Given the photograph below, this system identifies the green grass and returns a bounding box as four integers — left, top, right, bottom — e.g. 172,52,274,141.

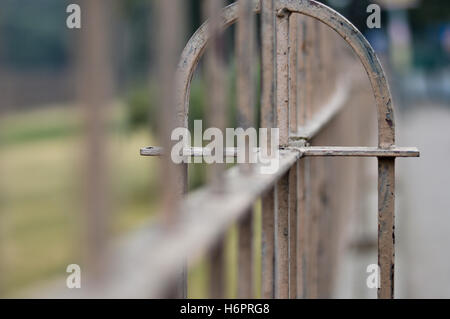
0,104,158,296
0,103,261,298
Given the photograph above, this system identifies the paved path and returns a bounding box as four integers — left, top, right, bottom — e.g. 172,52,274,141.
396,105,450,298
334,105,450,298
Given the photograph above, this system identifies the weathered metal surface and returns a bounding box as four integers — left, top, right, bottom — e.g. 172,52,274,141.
260,0,276,300
276,11,290,146
209,237,226,298
296,15,307,127
275,172,290,299
261,0,276,132
275,5,290,300
378,158,395,299
79,0,112,284
288,163,298,298
50,149,301,298
176,0,261,129
204,0,227,190
261,188,275,298
204,0,227,299
141,146,419,158
236,0,256,298
289,13,299,134
238,210,254,298
296,158,309,298
276,0,395,148
296,146,420,157
135,0,420,300
156,0,187,298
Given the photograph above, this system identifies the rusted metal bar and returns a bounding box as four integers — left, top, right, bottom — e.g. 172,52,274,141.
274,5,290,299
276,0,396,148
276,10,290,147
288,12,299,299
378,158,395,299
204,0,227,189
304,17,314,122
141,146,419,158
307,156,320,298
50,149,301,298
296,158,308,298
261,188,275,298
176,1,261,129
203,0,227,299
288,163,297,298
209,237,226,298
295,146,420,158
260,0,276,300
78,0,112,283
275,0,400,298
236,0,255,135
236,0,256,298
134,0,419,300
296,15,306,127
275,172,290,299
156,0,187,298
238,211,254,298
289,13,298,134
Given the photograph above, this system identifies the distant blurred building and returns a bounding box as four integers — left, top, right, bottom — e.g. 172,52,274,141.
376,0,421,73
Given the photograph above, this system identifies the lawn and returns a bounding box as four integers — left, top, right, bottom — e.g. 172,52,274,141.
0,103,262,298
0,104,158,296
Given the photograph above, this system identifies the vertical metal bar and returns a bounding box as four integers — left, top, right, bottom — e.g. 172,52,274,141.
276,10,290,147
260,0,276,299
78,0,112,282
311,20,320,113
210,238,226,298
308,157,319,299
261,189,275,298
296,16,306,128
241,213,256,298
275,172,289,299
156,0,186,298
296,159,307,298
236,0,255,134
261,0,276,132
275,8,290,299
289,13,298,134
288,163,298,298
204,0,226,189
288,12,300,299
378,158,395,299
203,0,227,299
238,212,254,298
236,0,255,299
295,16,307,299
301,16,315,298
304,17,314,122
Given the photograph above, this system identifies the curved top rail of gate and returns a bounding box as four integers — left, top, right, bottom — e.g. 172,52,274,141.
175,0,395,148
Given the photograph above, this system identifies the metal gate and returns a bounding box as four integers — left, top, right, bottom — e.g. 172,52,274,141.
63,0,420,299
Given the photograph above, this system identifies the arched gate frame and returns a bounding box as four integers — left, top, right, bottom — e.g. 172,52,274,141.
142,0,419,299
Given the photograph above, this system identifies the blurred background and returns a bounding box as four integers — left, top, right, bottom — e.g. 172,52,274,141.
0,0,448,298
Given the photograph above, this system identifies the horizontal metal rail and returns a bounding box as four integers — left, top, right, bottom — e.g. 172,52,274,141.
48,149,301,298
294,146,420,157
141,146,419,158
